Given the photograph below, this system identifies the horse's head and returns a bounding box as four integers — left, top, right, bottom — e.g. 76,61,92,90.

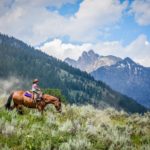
43,94,62,113
55,98,62,113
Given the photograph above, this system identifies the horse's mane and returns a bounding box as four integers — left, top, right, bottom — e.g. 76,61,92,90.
44,94,61,102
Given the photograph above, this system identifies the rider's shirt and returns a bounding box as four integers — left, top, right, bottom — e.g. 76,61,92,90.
32,83,39,92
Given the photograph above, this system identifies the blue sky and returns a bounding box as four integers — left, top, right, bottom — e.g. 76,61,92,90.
104,13,150,45
47,0,83,17
46,0,150,45
0,0,150,66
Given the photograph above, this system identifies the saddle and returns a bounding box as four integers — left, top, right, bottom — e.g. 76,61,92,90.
24,91,41,102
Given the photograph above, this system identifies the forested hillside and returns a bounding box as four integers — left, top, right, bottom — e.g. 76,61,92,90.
0,33,147,113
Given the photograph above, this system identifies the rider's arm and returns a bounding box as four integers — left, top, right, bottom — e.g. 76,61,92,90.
36,85,41,91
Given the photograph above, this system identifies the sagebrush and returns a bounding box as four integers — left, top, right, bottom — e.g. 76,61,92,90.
0,103,150,150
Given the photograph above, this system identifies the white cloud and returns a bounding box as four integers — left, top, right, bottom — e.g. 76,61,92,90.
0,0,127,45
39,39,123,61
124,34,150,66
131,0,150,25
0,0,76,45
38,39,92,60
67,0,127,42
39,34,150,67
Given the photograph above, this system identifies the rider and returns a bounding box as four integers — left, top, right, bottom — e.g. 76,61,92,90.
32,79,42,102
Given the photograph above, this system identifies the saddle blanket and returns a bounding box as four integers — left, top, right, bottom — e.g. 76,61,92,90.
24,91,32,98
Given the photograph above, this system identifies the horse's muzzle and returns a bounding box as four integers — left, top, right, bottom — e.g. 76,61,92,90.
58,108,62,113
58,109,62,113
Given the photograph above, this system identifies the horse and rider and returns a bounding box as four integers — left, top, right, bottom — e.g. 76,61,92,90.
5,79,62,114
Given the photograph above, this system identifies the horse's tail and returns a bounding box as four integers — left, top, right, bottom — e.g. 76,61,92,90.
5,92,14,110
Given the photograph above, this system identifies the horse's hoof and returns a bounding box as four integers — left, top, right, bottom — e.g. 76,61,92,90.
17,110,23,115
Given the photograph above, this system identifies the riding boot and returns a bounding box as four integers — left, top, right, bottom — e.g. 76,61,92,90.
36,94,41,101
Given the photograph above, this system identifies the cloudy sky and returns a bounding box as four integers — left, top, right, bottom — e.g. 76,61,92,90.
0,0,150,66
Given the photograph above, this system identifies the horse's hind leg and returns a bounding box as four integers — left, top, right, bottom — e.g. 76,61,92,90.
9,103,22,114
9,101,17,111
10,104,16,110
16,105,23,115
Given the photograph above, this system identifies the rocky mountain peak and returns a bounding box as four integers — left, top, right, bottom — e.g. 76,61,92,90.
116,57,140,71
124,57,135,64
65,50,122,73
79,50,99,62
88,49,98,56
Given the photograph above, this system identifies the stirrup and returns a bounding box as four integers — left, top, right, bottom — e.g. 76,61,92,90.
36,98,41,102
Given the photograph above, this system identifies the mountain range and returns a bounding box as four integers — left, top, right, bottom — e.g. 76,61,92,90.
0,33,147,113
65,50,121,73
65,50,150,108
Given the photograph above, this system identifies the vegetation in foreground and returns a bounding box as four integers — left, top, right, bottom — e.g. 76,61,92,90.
0,101,150,150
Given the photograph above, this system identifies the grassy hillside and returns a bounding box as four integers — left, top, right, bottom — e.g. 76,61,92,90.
0,101,150,150
0,33,147,113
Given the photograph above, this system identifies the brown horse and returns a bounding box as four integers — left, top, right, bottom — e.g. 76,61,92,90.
5,90,62,114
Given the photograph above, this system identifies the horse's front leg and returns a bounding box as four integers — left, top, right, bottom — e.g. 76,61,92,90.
37,105,44,115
